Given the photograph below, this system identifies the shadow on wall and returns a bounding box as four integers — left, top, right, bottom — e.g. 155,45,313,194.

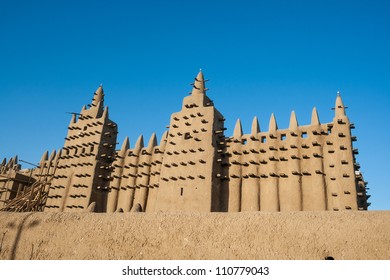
2,213,40,260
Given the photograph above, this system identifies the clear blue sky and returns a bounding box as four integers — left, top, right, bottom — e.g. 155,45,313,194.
0,0,389,210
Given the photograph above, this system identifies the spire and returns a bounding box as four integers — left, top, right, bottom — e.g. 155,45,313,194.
102,106,109,119
6,158,14,169
53,149,62,168
335,92,346,117
134,135,144,152
48,150,56,162
118,137,129,158
39,150,49,167
121,136,130,152
1,158,6,166
147,133,158,152
311,107,320,125
12,155,18,165
233,119,243,139
269,113,278,132
92,85,104,107
251,116,260,135
191,70,206,95
159,131,168,150
289,111,298,130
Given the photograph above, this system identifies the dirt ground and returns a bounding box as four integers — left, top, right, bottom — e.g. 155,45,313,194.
0,211,389,260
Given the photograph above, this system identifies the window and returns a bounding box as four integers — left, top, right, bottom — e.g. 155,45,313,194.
301,132,308,139
261,136,267,143
184,132,191,140
180,187,183,196
281,134,287,141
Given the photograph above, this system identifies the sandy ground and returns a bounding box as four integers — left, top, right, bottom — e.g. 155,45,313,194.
0,211,389,260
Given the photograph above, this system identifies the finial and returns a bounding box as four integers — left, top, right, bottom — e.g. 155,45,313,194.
233,119,243,139
269,113,278,132
121,136,130,151
335,94,346,117
39,150,49,166
134,135,144,151
147,133,158,149
92,85,104,107
289,111,298,130
191,71,206,95
251,116,260,135
311,107,320,125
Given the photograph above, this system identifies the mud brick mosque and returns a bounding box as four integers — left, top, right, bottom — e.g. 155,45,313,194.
0,71,369,213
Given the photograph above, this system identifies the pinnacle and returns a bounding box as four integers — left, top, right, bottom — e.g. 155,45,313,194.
335,93,346,117
269,113,278,132
233,119,243,139
191,70,206,95
92,85,104,107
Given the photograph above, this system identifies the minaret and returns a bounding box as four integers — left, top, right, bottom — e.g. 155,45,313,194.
45,85,118,212
154,71,226,212
324,93,358,210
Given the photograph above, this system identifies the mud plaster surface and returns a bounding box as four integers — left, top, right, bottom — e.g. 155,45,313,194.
0,211,389,260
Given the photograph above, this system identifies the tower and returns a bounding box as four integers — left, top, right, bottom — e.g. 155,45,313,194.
45,86,118,212
153,71,226,211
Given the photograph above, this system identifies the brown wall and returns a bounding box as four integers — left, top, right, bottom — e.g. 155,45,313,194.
0,211,388,260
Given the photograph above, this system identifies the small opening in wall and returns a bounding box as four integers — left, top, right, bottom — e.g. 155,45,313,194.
83,126,88,131
301,132,308,139
180,187,183,196
281,134,287,141
90,145,94,153
324,256,334,260
184,132,191,140
328,127,332,134
261,136,267,143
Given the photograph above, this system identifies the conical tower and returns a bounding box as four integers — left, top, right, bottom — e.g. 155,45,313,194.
154,70,226,211
45,85,118,212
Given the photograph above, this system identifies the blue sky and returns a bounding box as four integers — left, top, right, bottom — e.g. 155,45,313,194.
0,0,389,209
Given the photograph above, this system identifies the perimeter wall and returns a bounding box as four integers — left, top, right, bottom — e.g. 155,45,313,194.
0,211,389,260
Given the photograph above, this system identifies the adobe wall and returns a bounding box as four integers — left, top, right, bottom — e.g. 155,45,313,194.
0,211,389,260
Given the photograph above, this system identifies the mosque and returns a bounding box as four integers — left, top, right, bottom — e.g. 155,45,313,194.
0,71,369,212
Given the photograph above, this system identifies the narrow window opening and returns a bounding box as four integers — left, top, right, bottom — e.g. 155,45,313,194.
261,136,267,143
180,187,183,196
301,132,308,139
281,134,287,141
83,126,88,131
